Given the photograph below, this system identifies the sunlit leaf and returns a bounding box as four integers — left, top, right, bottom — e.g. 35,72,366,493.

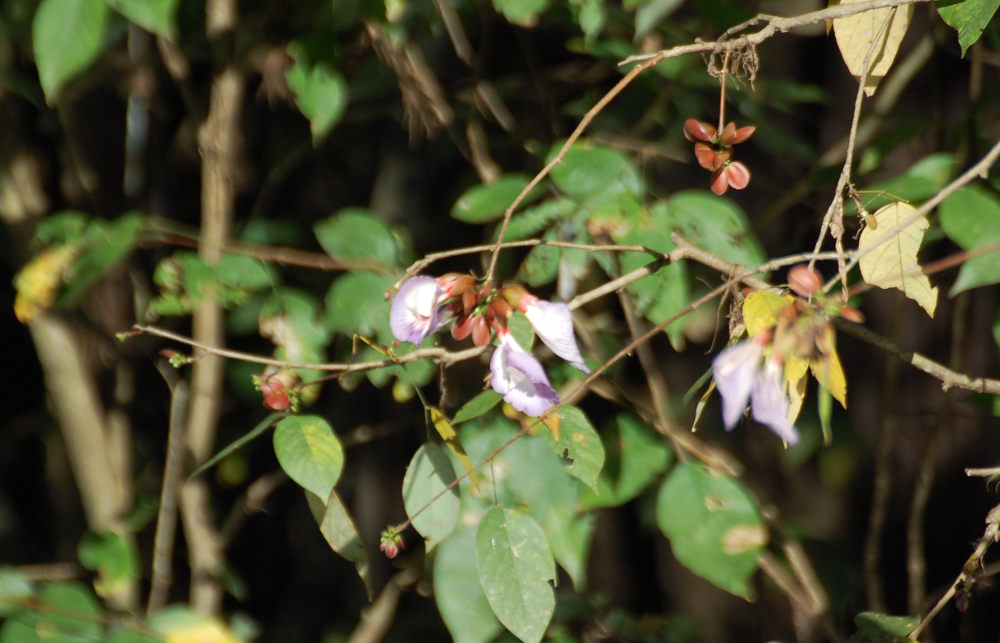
323,271,395,337
833,0,912,96
33,0,109,103
403,443,460,551
858,202,938,316
939,186,1000,295
475,506,555,643
548,139,643,201
937,0,1000,57
1,581,103,641
273,415,344,499
664,191,766,269
13,244,79,323
656,463,765,598
432,407,483,488
308,490,372,599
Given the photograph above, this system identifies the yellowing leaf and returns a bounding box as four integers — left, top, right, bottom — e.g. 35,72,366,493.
811,351,847,409
13,244,79,323
431,407,482,487
158,617,243,643
541,412,560,441
742,291,794,337
858,202,938,317
833,0,912,96
785,368,807,428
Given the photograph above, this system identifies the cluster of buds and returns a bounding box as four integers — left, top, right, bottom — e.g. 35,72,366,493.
253,368,301,412
683,119,755,196
379,528,405,559
390,273,589,417
711,265,851,445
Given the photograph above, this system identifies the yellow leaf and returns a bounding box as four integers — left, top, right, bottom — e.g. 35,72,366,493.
430,407,482,487
13,244,78,323
858,202,938,317
159,619,243,643
785,368,807,428
742,291,794,337
541,412,560,441
811,351,848,409
833,0,912,96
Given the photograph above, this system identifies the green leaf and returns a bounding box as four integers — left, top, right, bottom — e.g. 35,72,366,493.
579,414,672,510
273,415,344,499
0,569,33,617
549,139,642,202
517,231,562,287
260,288,331,365
634,0,683,39
314,208,401,270
939,186,1000,295
434,520,502,643
936,0,1000,56
60,213,145,306
32,0,108,103
664,191,766,268
188,412,284,481
308,489,372,599
77,531,138,600
324,271,395,337
286,40,348,145
402,443,460,551
107,0,179,40
497,197,577,241
853,153,955,213
493,0,550,26
6,581,102,641
656,463,765,598
574,0,605,41
507,309,535,351
475,507,556,643
854,611,919,642
452,174,543,223
452,389,503,425
105,627,161,643
216,254,275,291
542,507,594,589
546,406,605,492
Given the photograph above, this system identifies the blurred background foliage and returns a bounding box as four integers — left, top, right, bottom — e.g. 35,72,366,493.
1,0,1000,641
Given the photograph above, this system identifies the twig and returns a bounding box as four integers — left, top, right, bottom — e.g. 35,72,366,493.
808,7,898,298
346,568,420,643
147,372,189,615
909,502,1000,639
824,136,1000,294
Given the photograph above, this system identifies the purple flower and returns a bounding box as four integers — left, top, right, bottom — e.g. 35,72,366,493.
390,276,448,345
711,338,798,445
521,297,590,373
490,332,559,417
751,361,798,445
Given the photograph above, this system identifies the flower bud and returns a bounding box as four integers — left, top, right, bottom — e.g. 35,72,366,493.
788,265,822,296
683,118,716,143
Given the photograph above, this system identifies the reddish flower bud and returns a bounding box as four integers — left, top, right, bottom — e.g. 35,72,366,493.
451,313,474,340
437,273,476,297
462,289,477,314
379,529,405,559
499,284,529,310
694,143,726,170
730,125,756,145
839,306,865,323
788,265,823,297
489,296,512,321
710,166,731,195
724,161,751,190
683,118,716,143
471,315,492,346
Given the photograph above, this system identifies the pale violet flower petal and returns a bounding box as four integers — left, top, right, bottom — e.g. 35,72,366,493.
490,334,559,417
390,276,444,345
523,300,590,373
712,339,764,429
751,361,799,445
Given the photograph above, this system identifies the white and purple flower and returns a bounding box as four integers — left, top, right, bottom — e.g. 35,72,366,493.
520,295,590,373
490,331,559,417
390,276,449,346
712,338,798,445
